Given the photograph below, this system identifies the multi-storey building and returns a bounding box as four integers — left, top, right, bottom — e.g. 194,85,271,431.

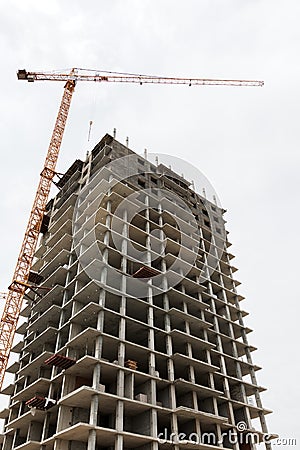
0,134,273,450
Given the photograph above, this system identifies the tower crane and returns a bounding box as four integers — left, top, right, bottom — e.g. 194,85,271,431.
0,68,264,389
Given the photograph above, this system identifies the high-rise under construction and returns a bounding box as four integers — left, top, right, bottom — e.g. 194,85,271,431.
0,134,273,450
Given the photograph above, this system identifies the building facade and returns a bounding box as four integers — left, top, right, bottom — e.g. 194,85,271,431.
0,134,272,450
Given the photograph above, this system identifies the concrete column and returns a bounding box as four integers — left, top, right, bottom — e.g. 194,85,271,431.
92,363,101,390
53,439,69,450
150,408,158,439
124,373,134,398
87,429,97,450
56,405,73,432
164,293,175,383
10,431,18,450
115,399,123,432
41,412,50,441
61,374,76,397
89,394,99,426
115,433,123,450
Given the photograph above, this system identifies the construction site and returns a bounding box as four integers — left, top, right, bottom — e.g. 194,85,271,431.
0,69,273,450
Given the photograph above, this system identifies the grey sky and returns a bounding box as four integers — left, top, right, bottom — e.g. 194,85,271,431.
0,0,299,446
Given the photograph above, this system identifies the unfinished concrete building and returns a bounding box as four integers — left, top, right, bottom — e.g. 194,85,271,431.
0,134,272,450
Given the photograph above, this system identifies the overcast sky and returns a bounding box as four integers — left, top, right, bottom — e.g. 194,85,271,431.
0,0,299,446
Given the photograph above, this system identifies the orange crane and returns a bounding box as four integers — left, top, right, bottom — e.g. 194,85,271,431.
0,68,264,389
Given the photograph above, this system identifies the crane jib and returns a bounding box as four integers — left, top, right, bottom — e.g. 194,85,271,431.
17,69,264,87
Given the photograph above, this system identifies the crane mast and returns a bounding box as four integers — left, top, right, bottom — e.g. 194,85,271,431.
0,68,264,389
0,78,75,388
